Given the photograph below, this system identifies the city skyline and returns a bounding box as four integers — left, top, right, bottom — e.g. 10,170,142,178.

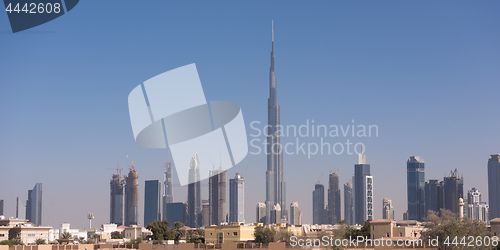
1,1,499,229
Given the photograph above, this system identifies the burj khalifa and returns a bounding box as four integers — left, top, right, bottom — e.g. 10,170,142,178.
266,21,286,224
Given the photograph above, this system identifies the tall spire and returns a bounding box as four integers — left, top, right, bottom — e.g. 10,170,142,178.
272,20,274,42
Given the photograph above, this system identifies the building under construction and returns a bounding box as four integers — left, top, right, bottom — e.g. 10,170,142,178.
125,168,139,226
110,173,125,225
209,169,227,226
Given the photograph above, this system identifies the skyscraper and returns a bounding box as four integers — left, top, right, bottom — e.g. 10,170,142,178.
289,202,301,225
110,172,125,225
25,183,42,226
229,173,245,223
382,198,394,220
202,200,209,227
256,203,266,224
467,187,489,222
354,153,373,224
125,168,139,226
443,169,463,216
407,156,425,222
187,154,202,228
344,182,353,225
165,202,186,225
424,179,444,217
312,183,325,225
144,180,161,226
163,162,174,221
488,154,500,220
16,197,19,218
266,21,286,224
270,204,281,224
328,173,341,224
0,200,4,216
209,169,227,225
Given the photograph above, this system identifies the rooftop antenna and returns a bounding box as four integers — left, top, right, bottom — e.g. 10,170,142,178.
126,155,136,171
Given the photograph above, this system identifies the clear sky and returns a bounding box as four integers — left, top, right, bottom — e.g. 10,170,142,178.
1,0,499,229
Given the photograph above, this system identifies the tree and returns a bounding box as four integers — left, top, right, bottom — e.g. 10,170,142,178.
0,240,14,246
421,209,489,250
344,220,371,239
61,231,72,239
130,237,143,244
146,219,175,240
11,239,23,245
253,226,276,244
173,222,186,242
111,231,124,239
35,238,46,245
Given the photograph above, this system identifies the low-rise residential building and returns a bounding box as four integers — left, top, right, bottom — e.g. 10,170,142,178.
0,216,52,245
370,219,423,240
205,223,255,243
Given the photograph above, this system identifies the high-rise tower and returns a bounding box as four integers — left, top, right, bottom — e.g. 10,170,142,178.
209,169,227,225
144,180,161,226
229,173,245,223
163,162,174,214
110,172,125,225
312,183,325,225
353,153,373,224
488,155,500,220
328,173,341,224
344,182,353,225
407,156,425,222
187,154,202,228
266,21,286,224
125,168,139,226
443,169,463,216
26,183,42,226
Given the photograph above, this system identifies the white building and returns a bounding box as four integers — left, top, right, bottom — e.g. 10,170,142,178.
0,216,52,245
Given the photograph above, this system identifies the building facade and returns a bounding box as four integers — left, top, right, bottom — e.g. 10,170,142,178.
229,173,245,223
467,187,489,222
328,173,341,225
165,202,186,225
382,198,394,220
209,169,227,225
407,156,425,222
187,154,202,228
443,169,464,216
25,183,42,226
312,183,325,225
144,180,161,226
289,202,301,225
256,203,266,224
354,153,373,224
124,169,139,226
344,182,353,225
265,22,287,224
424,179,444,217
0,200,3,216
488,155,500,220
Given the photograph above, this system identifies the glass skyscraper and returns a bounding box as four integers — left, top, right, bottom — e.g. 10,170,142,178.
407,156,425,222
26,183,42,226
354,153,373,224
144,180,161,227
312,183,325,225
229,173,245,223
187,154,201,228
425,179,444,216
488,154,500,220
344,182,353,225
265,21,286,224
443,169,463,215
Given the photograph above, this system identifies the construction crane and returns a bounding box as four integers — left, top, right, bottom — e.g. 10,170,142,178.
107,158,124,176
126,155,136,171
317,173,323,184
242,166,249,178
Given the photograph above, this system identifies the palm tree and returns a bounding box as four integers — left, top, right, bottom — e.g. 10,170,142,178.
35,239,46,245
61,232,72,239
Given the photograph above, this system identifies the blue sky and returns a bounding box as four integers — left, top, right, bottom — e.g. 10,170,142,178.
0,0,499,229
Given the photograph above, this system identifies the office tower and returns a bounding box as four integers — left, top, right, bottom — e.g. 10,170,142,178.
328,173,341,224
443,169,464,216
354,153,373,224
144,180,161,226
125,168,139,226
110,172,125,225
403,211,408,220
467,187,489,222
163,162,174,220
407,156,425,222
209,169,227,225
344,182,353,225
266,22,287,224
270,204,282,224
0,200,3,216
290,202,301,225
382,198,394,220
488,155,500,220
26,183,42,226
425,180,444,217
229,173,245,223
187,154,202,228
312,183,325,225
201,200,209,226
166,202,186,225
256,203,266,224
16,197,18,218
298,210,303,225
